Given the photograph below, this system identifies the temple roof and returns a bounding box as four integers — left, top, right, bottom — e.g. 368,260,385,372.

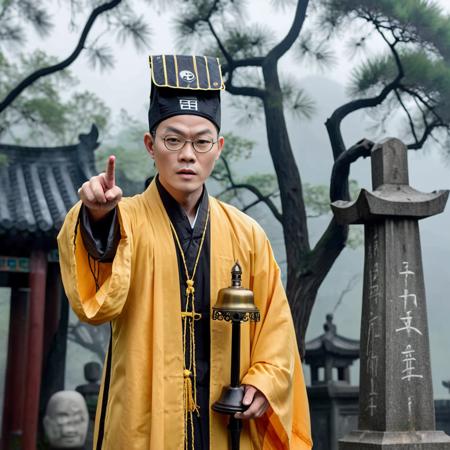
0,125,98,250
305,314,360,362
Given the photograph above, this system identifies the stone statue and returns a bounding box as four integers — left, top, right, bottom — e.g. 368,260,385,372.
43,391,89,449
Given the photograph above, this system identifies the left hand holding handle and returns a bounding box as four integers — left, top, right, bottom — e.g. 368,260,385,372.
234,385,269,420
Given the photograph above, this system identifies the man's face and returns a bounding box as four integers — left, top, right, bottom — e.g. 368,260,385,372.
144,115,224,200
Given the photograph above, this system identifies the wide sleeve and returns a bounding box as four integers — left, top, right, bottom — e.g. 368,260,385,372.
241,229,312,450
57,201,133,325
79,205,120,262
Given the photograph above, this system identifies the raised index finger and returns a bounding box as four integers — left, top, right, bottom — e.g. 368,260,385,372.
105,155,116,188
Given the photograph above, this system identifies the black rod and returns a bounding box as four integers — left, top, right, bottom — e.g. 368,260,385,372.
230,321,241,387
229,416,242,450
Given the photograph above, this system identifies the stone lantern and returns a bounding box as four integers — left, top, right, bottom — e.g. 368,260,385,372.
305,314,360,450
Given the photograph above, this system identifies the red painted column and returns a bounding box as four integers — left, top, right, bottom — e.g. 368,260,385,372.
1,287,29,450
22,250,47,450
43,264,61,362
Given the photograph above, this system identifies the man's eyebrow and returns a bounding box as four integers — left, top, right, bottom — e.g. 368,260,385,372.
163,126,213,136
194,129,214,136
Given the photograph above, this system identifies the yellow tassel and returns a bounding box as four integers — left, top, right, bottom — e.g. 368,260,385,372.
169,213,209,450
184,369,198,413
186,279,195,296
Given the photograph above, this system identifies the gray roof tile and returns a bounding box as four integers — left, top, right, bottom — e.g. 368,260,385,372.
0,125,98,240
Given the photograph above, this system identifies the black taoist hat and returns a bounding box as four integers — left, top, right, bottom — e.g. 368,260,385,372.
148,55,225,132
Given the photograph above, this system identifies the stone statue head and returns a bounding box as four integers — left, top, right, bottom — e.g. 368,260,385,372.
43,391,89,448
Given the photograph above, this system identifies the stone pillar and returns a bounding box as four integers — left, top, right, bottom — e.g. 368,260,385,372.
332,138,450,449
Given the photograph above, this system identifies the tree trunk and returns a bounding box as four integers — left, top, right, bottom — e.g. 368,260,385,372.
260,61,351,356
261,62,310,287
289,219,349,356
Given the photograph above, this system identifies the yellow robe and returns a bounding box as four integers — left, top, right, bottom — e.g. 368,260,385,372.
57,181,312,450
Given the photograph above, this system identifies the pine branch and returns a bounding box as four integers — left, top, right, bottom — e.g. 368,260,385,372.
325,11,405,162
221,57,264,74
207,18,232,65
407,120,443,150
225,82,266,98
330,139,374,202
332,273,361,314
266,0,310,62
0,0,122,114
400,86,443,124
395,89,419,144
217,154,283,222
241,194,276,213
325,72,402,161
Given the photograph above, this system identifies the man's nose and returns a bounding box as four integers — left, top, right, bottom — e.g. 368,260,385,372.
62,422,77,436
178,141,196,162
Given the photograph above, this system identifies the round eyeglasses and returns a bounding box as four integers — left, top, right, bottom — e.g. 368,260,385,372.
158,135,218,153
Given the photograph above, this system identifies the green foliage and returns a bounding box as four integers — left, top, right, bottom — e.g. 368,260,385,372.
217,24,276,59
0,153,7,167
307,0,450,149
211,133,277,206
303,183,330,217
318,0,450,55
221,132,254,160
243,173,278,196
296,29,338,71
97,110,152,182
281,77,316,119
0,50,110,145
174,0,236,51
0,0,53,50
354,50,450,125
303,179,360,218
347,225,364,249
212,132,254,182
303,180,363,249
228,95,264,124
0,0,155,145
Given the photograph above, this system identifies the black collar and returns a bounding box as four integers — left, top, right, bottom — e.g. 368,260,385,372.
155,175,209,239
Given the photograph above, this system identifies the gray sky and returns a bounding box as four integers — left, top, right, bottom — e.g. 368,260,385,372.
30,0,450,121
15,0,450,396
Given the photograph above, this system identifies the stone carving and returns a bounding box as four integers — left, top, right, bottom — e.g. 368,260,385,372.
43,391,89,449
332,138,450,449
304,314,360,450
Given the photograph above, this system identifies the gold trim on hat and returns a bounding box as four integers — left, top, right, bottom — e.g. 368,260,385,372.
149,55,225,91
162,54,168,85
192,55,200,89
173,55,180,88
204,56,211,89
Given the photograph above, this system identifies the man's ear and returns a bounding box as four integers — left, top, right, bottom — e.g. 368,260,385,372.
216,135,225,160
144,132,155,158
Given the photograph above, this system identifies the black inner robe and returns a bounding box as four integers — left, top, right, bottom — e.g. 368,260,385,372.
79,176,211,450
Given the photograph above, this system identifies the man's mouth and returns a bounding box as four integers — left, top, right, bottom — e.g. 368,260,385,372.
177,168,196,175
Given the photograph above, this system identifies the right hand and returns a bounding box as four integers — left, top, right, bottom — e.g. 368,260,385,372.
78,155,123,222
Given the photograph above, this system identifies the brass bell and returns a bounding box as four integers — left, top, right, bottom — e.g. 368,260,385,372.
212,262,260,322
212,261,260,425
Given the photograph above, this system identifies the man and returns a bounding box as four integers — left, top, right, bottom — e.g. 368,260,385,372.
58,55,312,450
